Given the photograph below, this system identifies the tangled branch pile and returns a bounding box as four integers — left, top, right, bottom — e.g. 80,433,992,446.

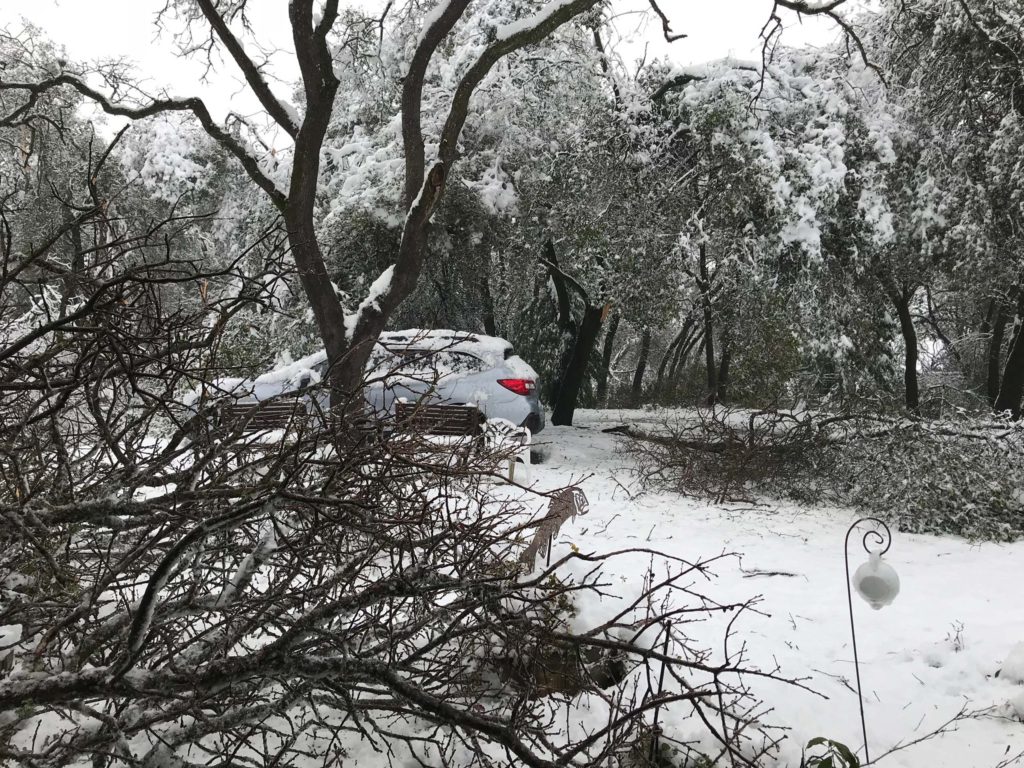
625,408,1024,541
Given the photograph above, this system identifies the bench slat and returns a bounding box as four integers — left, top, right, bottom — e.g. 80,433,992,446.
221,399,308,432
395,402,482,436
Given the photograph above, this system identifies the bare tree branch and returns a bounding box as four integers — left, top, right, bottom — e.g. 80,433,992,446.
401,0,474,207
195,0,301,138
647,0,687,42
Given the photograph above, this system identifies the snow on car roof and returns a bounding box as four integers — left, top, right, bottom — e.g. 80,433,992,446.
378,329,513,364
273,330,511,379
200,330,516,397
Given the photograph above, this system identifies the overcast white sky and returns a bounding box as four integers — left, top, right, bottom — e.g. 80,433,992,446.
3,0,840,132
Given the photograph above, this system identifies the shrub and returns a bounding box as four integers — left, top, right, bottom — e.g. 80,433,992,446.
802,736,860,768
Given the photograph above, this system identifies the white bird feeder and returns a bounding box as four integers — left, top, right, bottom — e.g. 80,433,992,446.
852,551,900,610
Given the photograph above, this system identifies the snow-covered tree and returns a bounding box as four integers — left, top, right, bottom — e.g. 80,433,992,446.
872,0,1024,415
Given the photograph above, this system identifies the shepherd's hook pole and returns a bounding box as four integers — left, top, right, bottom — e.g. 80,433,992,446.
844,516,892,766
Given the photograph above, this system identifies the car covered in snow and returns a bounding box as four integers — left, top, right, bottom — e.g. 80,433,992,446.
206,329,545,433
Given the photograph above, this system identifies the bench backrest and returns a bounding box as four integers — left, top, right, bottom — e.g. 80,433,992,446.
220,398,309,433
395,402,482,436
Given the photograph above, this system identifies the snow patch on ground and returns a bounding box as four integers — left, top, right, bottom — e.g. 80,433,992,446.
1002,643,1024,684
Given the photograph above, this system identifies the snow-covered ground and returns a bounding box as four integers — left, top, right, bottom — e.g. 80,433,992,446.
526,409,1024,767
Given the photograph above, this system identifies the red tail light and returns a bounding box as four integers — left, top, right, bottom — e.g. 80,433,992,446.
497,378,535,396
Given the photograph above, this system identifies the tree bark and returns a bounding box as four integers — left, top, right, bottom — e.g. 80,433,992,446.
596,311,619,405
543,239,576,403
546,240,573,330
551,304,603,426
630,326,651,405
987,302,1009,406
542,241,604,426
892,287,920,414
283,0,363,410
994,289,1024,418
671,326,702,382
699,243,718,404
716,329,731,404
58,206,85,320
655,320,688,392
980,300,994,397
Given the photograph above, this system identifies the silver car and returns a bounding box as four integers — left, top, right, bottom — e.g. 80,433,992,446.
212,330,545,433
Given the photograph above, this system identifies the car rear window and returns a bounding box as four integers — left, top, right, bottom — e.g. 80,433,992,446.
369,347,487,378
415,350,487,375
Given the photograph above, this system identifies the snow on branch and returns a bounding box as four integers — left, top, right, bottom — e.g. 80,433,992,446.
215,524,278,607
495,0,582,41
115,497,278,675
437,0,604,170
344,263,396,342
773,0,848,13
0,75,289,206
402,0,472,206
764,0,882,84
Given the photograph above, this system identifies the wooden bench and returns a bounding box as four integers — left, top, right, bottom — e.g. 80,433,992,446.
214,399,312,478
393,402,484,465
393,403,531,480
394,401,484,436
219,398,310,434
183,397,314,479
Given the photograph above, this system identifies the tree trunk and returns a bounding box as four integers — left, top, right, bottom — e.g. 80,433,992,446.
544,239,576,403
546,239,573,329
980,300,994,397
630,326,651,405
285,219,354,408
892,287,920,414
480,271,497,337
699,243,717,404
987,303,1008,406
655,320,689,393
673,327,702,382
542,239,604,426
58,208,85,320
716,329,731,404
551,304,603,426
278,24,357,413
596,311,619,405
994,289,1024,418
